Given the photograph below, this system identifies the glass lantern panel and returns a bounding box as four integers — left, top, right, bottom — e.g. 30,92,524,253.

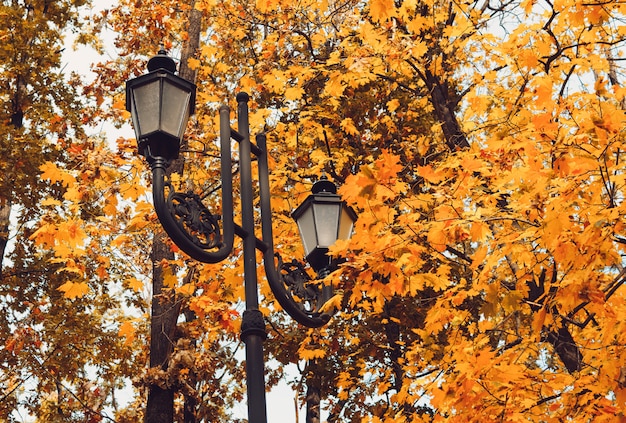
338,205,355,240
131,79,162,136
313,202,340,248
161,80,193,140
295,205,317,256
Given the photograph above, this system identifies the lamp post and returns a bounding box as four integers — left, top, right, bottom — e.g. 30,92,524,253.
125,50,356,423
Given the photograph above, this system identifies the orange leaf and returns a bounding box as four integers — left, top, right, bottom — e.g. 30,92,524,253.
127,277,144,292
470,221,491,242
118,321,136,346
417,165,446,184
532,306,547,335
369,0,394,22
39,161,75,187
427,224,448,252
58,281,89,299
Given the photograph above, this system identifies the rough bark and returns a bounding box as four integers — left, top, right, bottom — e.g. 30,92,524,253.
144,3,202,422
178,5,202,84
145,231,179,423
423,69,470,151
0,198,11,279
527,268,583,373
305,360,322,423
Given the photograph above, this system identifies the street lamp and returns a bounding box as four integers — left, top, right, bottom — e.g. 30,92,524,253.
125,50,356,423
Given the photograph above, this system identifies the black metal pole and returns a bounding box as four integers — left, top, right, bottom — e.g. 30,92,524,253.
236,92,268,423
127,49,348,420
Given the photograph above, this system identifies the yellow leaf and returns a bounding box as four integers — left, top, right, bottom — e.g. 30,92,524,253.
112,98,126,110
323,71,345,97
29,223,56,248
39,161,75,187
470,221,491,242
57,219,87,249
423,273,448,291
340,118,359,136
256,0,280,13
532,306,547,335
58,281,89,299
427,224,448,252
112,96,131,119
285,86,305,101
534,76,553,105
435,204,457,221
319,292,343,313
375,150,404,182
299,347,326,360
41,197,62,207
187,57,201,70
178,282,195,296
163,266,178,288
262,70,285,94
417,165,446,184
118,321,136,346
387,98,400,112
127,277,144,292
410,41,428,58
370,0,394,22
502,290,524,312
239,75,257,92
471,245,488,270
63,186,82,202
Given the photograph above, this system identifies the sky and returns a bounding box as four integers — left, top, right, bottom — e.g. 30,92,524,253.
59,2,321,422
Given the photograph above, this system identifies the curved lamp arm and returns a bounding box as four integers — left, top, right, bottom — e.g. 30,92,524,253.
256,133,333,328
147,107,235,264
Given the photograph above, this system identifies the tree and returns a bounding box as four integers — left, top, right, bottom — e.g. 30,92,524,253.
89,1,250,421
0,1,151,422
170,0,626,420
18,0,625,421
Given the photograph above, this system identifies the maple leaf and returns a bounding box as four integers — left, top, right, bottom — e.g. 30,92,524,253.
375,150,404,182
470,221,491,242
162,265,178,288
285,86,305,101
39,161,76,187
369,0,394,22
58,281,90,299
299,347,326,361
126,277,144,292
118,321,136,347
177,282,195,296
417,165,446,184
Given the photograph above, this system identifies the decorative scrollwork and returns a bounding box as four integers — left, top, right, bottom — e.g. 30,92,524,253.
277,254,323,314
165,182,222,250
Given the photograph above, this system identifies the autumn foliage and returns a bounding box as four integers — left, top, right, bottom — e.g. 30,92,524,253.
2,0,626,421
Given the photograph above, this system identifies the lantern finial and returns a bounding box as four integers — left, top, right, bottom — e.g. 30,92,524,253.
147,49,177,73
311,174,337,194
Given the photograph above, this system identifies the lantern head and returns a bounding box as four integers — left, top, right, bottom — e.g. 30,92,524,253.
291,176,357,275
125,50,196,161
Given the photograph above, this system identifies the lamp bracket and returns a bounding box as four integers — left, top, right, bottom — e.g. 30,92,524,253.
149,156,235,264
163,177,222,250
277,256,317,304
275,254,332,321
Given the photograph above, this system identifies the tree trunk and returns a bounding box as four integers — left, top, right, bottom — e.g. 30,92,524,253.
178,4,202,84
423,69,469,151
0,198,11,278
305,360,321,423
183,308,198,423
144,3,202,422
145,231,179,423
